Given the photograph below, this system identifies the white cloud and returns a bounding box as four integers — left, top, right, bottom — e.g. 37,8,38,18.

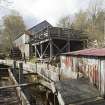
9,0,89,26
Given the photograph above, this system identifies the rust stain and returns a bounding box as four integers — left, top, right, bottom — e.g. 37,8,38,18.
62,56,72,68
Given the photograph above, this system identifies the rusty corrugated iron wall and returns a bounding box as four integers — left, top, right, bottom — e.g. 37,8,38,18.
60,55,105,97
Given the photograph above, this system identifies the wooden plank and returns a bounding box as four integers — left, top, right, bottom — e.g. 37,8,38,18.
0,83,37,89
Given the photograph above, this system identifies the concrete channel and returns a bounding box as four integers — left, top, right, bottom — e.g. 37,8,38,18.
0,64,31,105
0,64,21,105
0,64,58,105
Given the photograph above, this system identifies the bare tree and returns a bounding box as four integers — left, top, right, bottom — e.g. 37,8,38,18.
56,0,105,48
73,10,88,31
87,0,105,47
88,0,103,19
2,11,26,52
57,16,72,28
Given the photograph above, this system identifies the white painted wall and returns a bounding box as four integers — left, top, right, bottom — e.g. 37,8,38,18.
60,55,105,96
14,34,30,46
60,56,77,79
14,34,30,59
100,60,105,96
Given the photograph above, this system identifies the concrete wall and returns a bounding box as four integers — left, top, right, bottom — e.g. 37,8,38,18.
60,55,105,97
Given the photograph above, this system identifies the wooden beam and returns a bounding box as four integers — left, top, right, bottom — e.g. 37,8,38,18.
42,42,50,58
0,83,37,90
50,39,53,60
40,44,44,59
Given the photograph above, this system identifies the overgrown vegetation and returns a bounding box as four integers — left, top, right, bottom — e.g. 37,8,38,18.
0,11,26,54
0,0,104,57
57,0,105,48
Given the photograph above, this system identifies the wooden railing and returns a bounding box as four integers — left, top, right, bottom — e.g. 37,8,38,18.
0,59,59,82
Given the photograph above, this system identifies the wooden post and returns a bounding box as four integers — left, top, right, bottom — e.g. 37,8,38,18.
50,40,53,61
40,44,43,59
35,62,37,73
19,62,23,84
86,40,88,48
19,62,23,104
23,53,26,63
13,60,16,69
58,63,61,80
13,60,16,76
67,29,70,52
35,45,37,58
68,41,70,52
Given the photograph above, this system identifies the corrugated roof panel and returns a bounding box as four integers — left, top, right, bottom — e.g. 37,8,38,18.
62,48,105,57
28,20,52,34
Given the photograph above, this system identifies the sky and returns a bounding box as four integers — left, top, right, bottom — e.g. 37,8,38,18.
0,0,90,28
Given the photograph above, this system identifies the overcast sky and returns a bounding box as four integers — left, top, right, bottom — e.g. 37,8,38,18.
0,0,91,27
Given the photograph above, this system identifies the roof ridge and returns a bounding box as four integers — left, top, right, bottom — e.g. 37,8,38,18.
28,20,52,31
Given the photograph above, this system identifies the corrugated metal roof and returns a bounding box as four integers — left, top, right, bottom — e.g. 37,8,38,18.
14,20,52,40
28,20,52,34
62,48,105,57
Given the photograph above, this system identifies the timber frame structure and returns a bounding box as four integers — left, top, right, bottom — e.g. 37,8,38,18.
28,21,88,61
